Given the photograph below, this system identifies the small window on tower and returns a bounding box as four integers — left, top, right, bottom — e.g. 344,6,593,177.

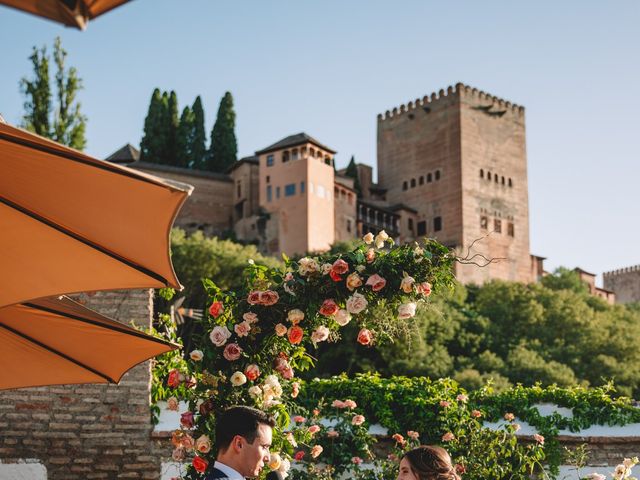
417,221,427,236
480,169,484,178
285,184,296,197
480,216,488,229
434,216,442,232
266,155,274,167
501,176,505,185
408,218,414,231
419,176,424,185
427,173,432,183
276,186,281,199
487,172,492,180
347,219,352,233
403,181,408,191
508,222,514,237
266,175,270,183
508,178,513,187
300,181,305,194
494,175,498,183
494,219,502,233
266,185,272,202
435,170,441,181
410,178,416,188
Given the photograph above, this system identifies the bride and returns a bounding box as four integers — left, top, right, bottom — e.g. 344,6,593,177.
397,445,461,480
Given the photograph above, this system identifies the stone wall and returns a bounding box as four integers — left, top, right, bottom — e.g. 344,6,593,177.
0,290,159,480
603,265,640,304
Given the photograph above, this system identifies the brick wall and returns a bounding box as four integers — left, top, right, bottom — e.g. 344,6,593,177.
0,290,159,479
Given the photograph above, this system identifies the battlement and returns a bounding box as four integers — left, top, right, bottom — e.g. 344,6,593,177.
603,265,640,277
377,82,525,122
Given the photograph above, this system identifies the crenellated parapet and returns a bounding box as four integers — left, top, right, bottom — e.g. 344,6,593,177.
377,82,524,122
603,265,640,277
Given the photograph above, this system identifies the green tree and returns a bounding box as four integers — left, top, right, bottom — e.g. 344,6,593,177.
140,88,165,163
206,91,237,172
541,267,589,293
190,96,207,169
344,155,362,196
165,90,179,165
176,105,194,168
20,36,86,150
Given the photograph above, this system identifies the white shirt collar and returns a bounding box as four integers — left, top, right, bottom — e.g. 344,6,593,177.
214,461,245,480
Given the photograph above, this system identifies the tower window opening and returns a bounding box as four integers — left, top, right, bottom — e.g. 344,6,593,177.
494,219,502,233
480,169,484,178
435,170,441,181
419,176,424,185
487,172,492,180
410,178,416,188
508,222,514,237
508,178,513,187
501,176,505,185
480,216,488,229
434,216,442,232
427,173,432,183
417,221,427,236
402,181,408,191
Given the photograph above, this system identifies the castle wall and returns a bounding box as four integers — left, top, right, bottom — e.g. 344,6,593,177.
377,87,464,251
603,266,640,304
334,182,357,244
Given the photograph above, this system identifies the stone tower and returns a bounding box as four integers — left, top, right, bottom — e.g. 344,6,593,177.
603,266,640,304
377,83,535,284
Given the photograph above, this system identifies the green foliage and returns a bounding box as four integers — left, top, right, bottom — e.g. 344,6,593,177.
20,37,86,150
190,96,207,169
176,106,195,168
140,89,179,165
541,267,589,294
206,91,237,172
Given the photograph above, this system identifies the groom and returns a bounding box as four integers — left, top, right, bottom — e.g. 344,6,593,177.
206,406,276,479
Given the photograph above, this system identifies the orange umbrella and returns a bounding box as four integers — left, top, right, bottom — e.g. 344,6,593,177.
0,122,193,308
0,295,177,390
0,0,131,30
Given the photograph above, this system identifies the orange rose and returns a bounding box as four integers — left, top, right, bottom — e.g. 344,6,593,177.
245,364,261,381
208,301,224,318
288,326,304,345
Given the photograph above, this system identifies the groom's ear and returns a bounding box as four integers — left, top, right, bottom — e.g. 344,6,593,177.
232,435,244,452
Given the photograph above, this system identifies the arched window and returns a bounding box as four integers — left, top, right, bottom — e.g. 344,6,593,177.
410,178,416,188
427,173,432,183
487,172,491,180
402,181,408,191
494,174,498,183
309,148,315,157
501,176,505,185
480,169,484,178
292,148,299,161
435,170,441,181
282,151,290,162
419,176,424,185
508,178,513,187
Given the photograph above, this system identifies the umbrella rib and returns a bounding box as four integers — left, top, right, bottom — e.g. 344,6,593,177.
24,301,175,348
0,321,116,384
0,131,173,189
0,195,169,287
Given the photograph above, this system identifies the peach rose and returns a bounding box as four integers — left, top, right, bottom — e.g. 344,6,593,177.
319,299,339,316
533,434,545,445
362,232,374,244
310,445,323,458
357,328,372,346
345,272,363,291
392,433,406,445
398,302,417,319
335,309,352,326
291,381,300,398
332,399,346,408
407,430,419,440
275,323,288,336
331,258,349,275
322,263,333,275
209,325,231,347
513,423,521,432
417,282,432,297
343,399,357,408
189,349,204,361
346,293,368,314
365,248,376,263
366,274,387,292
400,274,415,293
457,394,468,402
442,432,455,442
194,434,211,454
352,415,365,426
260,290,279,306
471,410,482,418
181,433,195,450
288,325,304,345
439,400,450,408
192,456,208,474
166,396,179,411
504,412,515,421
234,320,251,337
208,301,224,318
243,312,259,324
268,452,282,470
248,291,261,305
327,429,339,438
245,364,261,381
223,343,242,361
293,415,306,423
287,309,305,324
308,425,321,434
374,230,389,248
298,257,320,276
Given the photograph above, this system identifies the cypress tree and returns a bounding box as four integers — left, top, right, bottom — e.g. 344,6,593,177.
191,96,206,170
166,90,179,165
176,106,194,168
140,88,164,163
345,155,362,196
207,91,237,172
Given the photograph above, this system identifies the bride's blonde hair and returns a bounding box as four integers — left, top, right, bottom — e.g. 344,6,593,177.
401,445,461,480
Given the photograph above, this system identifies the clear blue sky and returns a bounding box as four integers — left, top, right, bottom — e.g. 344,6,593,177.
1,1,639,282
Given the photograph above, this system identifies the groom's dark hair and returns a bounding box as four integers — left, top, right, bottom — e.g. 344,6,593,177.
216,406,275,451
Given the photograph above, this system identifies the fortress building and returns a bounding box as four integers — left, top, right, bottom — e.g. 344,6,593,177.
108,83,545,284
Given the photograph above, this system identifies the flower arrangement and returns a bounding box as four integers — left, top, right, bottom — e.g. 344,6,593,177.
164,232,455,478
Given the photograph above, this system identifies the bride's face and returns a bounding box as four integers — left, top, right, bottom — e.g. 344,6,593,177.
397,457,420,480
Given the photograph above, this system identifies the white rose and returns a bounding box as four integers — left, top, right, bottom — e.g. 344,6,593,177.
374,230,389,248
189,349,204,361
287,309,305,324
362,232,374,244
311,325,330,343
400,273,415,294
278,458,291,478
248,386,262,398
321,263,333,275
298,257,320,276
356,265,366,273
209,325,232,347
335,309,352,326
230,371,247,386
398,302,417,319
346,293,368,314
264,374,280,388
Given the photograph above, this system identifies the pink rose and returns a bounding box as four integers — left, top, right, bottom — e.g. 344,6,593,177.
181,433,195,450
366,274,386,292
294,451,305,461
234,320,251,337
439,401,450,408
167,369,181,388
223,343,242,361
195,434,211,454
345,272,363,291
357,328,372,346
352,415,365,426
365,248,375,263
319,299,339,316
457,394,468,403
407,430,419,440
247,291,261,305
533,434,544,445
208,301,224,318
332,399,346,409
243,312,259,324
417,282,432,297
400,274,415,293
291,382,300,398
352,456,363,465
259,290,280,306
293,415,306,423
244,364,261,381
281,366,294,379
180,411,194,429
344,399,357,409
311,325,330,343
442,432,455,442
398,302,417,319
471,410,482,418
330,269,342,282
346,293,368,314
332,259,349,275
275,323,288,336
335,309,352,326
327,430,339,438
308,425,320,434
209,325,232,347
392,433,406,445
288,326,304,345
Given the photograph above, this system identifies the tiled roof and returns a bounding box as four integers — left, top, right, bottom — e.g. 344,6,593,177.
105,143,140,163
255,132,336,155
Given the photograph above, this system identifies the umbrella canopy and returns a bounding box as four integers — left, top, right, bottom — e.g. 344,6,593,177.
0,0,130,29
0,295,177,390
0,122,193,308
